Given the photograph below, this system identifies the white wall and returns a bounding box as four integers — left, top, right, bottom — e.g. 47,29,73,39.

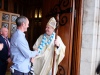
80,0,100,75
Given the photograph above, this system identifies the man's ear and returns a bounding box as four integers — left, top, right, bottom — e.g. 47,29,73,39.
22,22,25,26
0,32,2,35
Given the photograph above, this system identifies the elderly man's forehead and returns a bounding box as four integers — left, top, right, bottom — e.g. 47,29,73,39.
46,25,51,28
1,27,8,31
46,25,54,29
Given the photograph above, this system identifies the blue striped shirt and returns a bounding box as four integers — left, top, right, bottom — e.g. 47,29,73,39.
10,29,38,73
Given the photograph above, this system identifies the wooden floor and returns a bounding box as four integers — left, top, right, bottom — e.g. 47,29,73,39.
6,71,11,75
6,63,12,75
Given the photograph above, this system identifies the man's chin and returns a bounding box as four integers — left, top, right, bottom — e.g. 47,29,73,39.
24,29,27,32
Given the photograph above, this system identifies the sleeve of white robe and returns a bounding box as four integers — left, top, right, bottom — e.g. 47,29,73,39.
33,35,43,50
55,36,66,64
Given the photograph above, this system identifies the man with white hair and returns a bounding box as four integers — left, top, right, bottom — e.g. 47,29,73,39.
31,17,66,75
0,27,11,75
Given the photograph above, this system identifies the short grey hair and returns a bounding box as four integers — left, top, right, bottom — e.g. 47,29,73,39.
16,16,27,27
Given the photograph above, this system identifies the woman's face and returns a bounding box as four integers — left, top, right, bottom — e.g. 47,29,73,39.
45,25,54,36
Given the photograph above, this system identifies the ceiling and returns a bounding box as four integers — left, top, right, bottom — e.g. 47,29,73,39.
13,0,43,6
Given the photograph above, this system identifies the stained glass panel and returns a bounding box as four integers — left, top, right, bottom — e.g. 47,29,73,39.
11,15,18,22
11,24,17,35
2,13,9,21
2,22,9,28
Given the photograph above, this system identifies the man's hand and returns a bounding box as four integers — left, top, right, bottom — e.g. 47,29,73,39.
31,57,35,63
33,48,38,51
54,39,60,47
0,43,3,51
7,57,11,63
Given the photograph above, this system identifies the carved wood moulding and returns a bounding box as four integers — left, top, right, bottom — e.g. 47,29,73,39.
57,65,65,75
46,0,72,26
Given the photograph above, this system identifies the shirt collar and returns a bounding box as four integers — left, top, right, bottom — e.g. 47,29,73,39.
17,29,25,36
1,35,8,39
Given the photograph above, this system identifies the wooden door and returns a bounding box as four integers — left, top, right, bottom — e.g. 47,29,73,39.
71,0,83,75
42,0,75,75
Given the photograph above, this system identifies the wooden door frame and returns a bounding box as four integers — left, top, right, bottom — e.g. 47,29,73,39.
40,0,83,75
71,0,83,75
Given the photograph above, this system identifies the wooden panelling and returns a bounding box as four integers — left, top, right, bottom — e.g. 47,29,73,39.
0,11,20,37
71,0,83,75
0,0,83,75
42,0,75,75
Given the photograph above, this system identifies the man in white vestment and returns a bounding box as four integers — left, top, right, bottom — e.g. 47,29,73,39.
31,17,66,75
